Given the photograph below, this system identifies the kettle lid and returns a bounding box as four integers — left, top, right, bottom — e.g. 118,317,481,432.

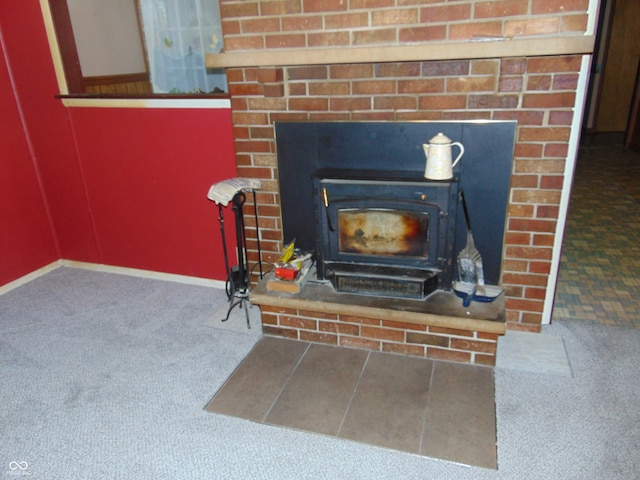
428,132,452,144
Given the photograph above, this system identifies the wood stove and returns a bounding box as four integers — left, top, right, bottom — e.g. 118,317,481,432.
275,121,515,293
313,168,458,299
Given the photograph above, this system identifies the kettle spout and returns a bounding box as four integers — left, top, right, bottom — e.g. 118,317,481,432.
422,144,430,158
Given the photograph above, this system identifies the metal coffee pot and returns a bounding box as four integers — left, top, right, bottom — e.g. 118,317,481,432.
422,133,464,180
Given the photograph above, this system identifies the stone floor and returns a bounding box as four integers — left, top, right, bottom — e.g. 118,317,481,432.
206,335,497,469
553,145,640,329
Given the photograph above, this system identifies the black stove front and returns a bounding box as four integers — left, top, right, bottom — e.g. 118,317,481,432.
313,169,458,299
275,121,516,293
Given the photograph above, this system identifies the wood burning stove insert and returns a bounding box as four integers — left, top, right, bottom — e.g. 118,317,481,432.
275,121,516,293
313,169,458,299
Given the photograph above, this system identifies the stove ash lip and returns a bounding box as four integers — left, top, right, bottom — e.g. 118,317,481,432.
324,261,441,301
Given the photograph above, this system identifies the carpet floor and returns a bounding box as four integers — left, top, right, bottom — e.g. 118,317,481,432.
1,267,638,479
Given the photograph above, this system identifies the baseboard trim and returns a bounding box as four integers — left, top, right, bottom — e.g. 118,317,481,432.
0,260,227,296
0,260,63,296
61,261,227,289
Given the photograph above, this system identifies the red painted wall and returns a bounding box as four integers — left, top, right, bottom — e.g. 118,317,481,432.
1,0,101,267
0,0,237,286
69,107,237,279
0,26,59,285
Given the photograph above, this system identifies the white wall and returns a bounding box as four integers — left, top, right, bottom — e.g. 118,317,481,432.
67,0,146,76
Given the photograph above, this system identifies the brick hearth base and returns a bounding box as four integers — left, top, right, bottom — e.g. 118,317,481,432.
250,276,505,366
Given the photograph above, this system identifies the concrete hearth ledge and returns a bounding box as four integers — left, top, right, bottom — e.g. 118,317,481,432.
251,277,505,335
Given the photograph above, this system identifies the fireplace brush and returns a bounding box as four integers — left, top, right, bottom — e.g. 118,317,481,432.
457,190,485,296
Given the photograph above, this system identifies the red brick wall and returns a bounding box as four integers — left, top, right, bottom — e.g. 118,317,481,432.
261,305,500,366
220,0,589,48
218,0,591,332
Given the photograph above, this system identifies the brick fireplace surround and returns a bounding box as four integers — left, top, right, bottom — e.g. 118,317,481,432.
207,0,597,365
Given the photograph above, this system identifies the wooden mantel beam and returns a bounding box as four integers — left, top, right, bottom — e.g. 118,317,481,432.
206,35,595,69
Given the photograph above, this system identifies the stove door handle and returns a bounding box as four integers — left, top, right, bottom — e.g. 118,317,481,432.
322,188,335,231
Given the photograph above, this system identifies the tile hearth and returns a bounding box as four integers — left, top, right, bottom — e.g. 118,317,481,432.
206,336,497,469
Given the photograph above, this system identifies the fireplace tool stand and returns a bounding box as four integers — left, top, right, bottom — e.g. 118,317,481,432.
216,190,263,329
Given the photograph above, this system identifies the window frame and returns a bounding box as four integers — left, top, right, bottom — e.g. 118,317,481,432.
40,0,230,109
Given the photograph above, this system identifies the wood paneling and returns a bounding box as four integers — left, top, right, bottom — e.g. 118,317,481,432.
626,58,640,152
595,0,640,132
84,72,152,95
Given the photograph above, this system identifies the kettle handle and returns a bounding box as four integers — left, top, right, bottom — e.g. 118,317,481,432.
451,142,464,168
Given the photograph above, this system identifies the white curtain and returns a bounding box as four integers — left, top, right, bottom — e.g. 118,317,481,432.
139,0,226,94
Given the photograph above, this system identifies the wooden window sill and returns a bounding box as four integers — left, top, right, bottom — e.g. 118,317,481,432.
56,94,231,109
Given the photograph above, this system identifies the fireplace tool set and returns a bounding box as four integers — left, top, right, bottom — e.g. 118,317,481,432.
207,177,263,328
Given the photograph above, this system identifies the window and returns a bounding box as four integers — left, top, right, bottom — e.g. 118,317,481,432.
46,0,226,98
